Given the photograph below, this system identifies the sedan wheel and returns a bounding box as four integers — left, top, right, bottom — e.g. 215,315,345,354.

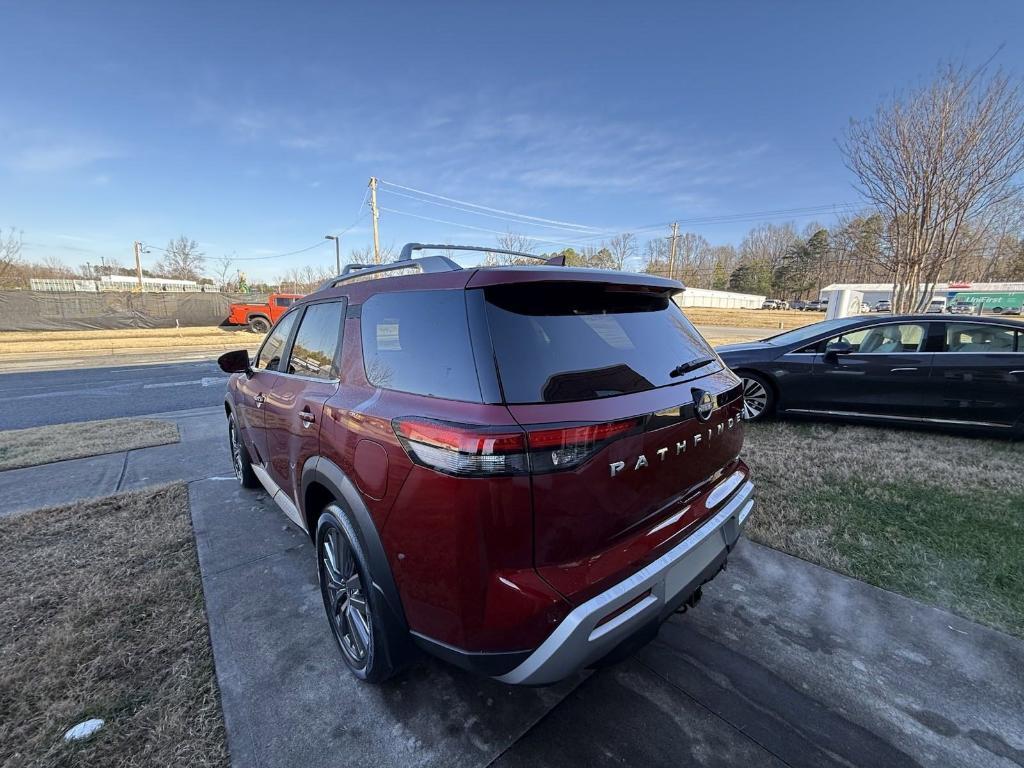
741,376,771,421
320,527,372,669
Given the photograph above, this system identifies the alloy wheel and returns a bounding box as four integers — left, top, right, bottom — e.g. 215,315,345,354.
741,377,769,420
321,528,372,668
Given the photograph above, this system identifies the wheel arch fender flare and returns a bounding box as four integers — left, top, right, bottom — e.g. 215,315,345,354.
246,312,271,323
301,456,409,633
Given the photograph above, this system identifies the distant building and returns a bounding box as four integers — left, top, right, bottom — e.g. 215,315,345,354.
820,281,1024,309
676,286,765,310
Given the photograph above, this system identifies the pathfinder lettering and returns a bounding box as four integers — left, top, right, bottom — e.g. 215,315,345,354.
609,410,744,477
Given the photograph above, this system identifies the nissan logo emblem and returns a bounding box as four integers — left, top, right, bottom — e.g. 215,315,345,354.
694,390,714,422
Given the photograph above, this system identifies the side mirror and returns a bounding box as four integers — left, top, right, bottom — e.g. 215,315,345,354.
218,349,252,376
823,341,853,364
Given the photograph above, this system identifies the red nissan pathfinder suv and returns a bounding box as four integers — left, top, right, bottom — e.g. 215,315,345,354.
218,244,755,684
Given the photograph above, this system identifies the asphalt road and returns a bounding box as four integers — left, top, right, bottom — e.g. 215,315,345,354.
0,360,230,429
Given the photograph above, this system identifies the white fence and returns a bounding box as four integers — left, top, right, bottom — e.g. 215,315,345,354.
676,287,765,310
29,277,218,293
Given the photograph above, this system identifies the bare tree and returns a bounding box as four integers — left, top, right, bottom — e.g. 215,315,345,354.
156,236,206,281
608,232,636,271
0,227,23,287
485,232,537,265
213,254,237,291
841,62,1024,312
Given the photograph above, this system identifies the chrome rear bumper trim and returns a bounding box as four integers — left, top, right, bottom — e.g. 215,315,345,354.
496,476,754,685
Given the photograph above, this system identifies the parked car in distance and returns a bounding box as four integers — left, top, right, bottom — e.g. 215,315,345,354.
218,243,756,685
925,297,947,313
226,292,304,333
790,299,809,311
949,301,975,315
806,299,828,312
1000,305,1021,316
761,299,780,310
874,299,891,312
717,314,1024,435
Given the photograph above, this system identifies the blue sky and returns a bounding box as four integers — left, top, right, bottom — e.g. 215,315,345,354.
2,1,1022,280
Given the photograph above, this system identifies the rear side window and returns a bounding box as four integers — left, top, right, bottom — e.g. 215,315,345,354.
360,290,482,402
944,323,1019,353
275,297,295,307
287,302,344,379
484,283,717,403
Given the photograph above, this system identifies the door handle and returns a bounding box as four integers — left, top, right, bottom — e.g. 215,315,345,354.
299,410,316,427
890,367,918,373
1011,370,1024,376
254,393,266,407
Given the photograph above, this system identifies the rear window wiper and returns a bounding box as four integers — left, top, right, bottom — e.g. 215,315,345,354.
669,358,716,378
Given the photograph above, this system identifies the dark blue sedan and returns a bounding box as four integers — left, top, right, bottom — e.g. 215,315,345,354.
717,314,1024,435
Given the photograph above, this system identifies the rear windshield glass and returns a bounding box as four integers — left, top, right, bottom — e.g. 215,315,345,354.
360,290,482,402
484,283,718,403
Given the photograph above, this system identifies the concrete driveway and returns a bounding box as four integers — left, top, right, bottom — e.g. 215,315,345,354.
186,425,1023,768
3,405,1020,767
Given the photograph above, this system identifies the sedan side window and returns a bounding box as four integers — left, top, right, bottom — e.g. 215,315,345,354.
943,323,1018,353
822,324,926,353
255,311,297,371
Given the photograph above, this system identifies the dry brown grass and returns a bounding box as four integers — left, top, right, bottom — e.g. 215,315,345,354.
0,418,180,471
682,306,822,330
0,327,262,355
0,484,227,767
743,421,1024,635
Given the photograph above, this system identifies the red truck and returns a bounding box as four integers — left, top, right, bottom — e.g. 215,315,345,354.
226,293,303,333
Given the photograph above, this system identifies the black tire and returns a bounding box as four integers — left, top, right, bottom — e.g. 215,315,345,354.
316,505,401,683
248,316,271,334
739,372,775,422
228,413,259,488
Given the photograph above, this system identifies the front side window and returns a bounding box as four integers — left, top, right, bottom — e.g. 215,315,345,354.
484,283,718,403
824,323,926,353
944,323,1018,353
255,311,297,371
287,302,344,379
360,290,482,401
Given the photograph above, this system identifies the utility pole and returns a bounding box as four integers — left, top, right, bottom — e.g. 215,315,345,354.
369,176,381,264
668,222,679,280
325,234,341,273
133,241,144,290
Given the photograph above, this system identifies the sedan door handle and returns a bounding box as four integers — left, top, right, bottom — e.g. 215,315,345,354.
299,410,316,427
254,393,266,407
890,367,918,373
1011,370,1024,376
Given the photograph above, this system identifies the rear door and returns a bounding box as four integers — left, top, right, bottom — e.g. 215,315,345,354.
262,299,346,520
235,310,299,464
930,321,1024,428
811,321,937,418
480,281,745,599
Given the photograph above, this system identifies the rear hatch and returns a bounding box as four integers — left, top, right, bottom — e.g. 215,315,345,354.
479,278,745,603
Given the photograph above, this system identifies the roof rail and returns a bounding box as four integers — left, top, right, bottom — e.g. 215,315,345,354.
399,243,557,263
317,254,462,291
317,242,564,291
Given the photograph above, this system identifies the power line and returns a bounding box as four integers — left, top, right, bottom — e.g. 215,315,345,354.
377,206,590,249
379,187,617,235
378,179,605,232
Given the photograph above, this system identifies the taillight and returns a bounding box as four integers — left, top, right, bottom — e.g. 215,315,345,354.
526,417,642,472
393,416,642,477
392,417,529,477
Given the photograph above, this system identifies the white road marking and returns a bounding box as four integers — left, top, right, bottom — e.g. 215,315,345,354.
143,377,224,389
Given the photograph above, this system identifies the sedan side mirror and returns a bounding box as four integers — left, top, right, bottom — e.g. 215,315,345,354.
823,341,853,364
218,349,253,376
